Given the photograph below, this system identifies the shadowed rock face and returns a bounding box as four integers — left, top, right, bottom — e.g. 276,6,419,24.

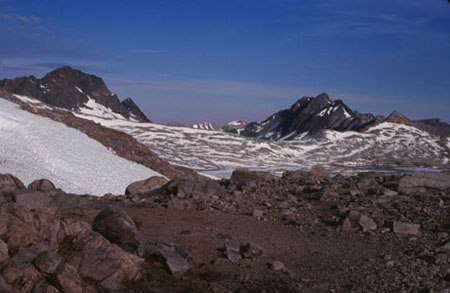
0,66,150,122
121,97,151,122
239,93,378,140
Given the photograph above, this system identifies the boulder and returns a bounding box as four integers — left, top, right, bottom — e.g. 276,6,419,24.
33,251,65,277
125,176,168,195
93,206,140,251
157,179,221,198
0,174,25,193
168,198,196,210
392,221,420,235
14,190,55,210
230,169,277,184
225,243,242,263
398,172,450,193
309,165,328,178
0,239,8,268
343,211,377,232
27,179,56,192
137,243,190,276
56,263,85,293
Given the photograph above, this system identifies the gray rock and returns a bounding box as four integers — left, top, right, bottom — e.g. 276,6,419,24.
253,209,264,218
393,222,420,235
125,176,168,195
358,215,378,232
271,260,285,271
225,243,242,263
138,243,190,276
231,169,277,184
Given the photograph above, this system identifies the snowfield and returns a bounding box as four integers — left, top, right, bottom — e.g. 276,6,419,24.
70,99,449,176
0,98,163,196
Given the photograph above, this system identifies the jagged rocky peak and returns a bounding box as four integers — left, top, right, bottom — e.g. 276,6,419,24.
239,93,377,140
0,66,150,122
121,97,151,122
385,110,413,126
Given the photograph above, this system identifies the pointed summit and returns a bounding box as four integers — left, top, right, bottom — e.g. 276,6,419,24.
385,111,413,126
121,98,151,122
237,93,375,140
0,66,151,122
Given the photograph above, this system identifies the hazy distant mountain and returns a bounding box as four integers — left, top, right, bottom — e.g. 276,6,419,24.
0,66,150,122
191,121,221,131
222,120,248,133
414,118,450,137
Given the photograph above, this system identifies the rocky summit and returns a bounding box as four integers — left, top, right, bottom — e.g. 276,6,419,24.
235,93,450,141
0,167,449,292
0,66,150,122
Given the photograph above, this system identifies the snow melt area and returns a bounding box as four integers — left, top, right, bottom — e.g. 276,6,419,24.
14,95,52,110
0,98,162,196
73,109,449,175
78,96,127,120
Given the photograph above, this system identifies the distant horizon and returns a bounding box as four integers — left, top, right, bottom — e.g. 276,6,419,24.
1,64,450,126
1,0,449,125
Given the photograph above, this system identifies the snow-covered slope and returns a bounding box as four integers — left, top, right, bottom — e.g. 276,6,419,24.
10,94,449,177
72,110,449,174
0,98,162,195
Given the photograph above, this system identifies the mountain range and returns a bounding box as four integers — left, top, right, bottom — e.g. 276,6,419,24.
2,66,448,140
0,66,449,178
230,93,450,140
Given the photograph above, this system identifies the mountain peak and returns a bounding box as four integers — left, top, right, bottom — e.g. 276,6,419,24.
0,67,150,122
385,110,412,125
316,92,330,101
237,93,377,140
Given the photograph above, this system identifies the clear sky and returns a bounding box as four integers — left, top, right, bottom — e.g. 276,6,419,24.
1,0,449,125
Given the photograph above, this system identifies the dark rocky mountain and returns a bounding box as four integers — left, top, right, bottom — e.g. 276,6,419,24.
237,93,381,140
414,118,450,137
0,66,150,122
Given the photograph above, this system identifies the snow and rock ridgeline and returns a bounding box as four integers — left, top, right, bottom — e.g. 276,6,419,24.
71,103,449,175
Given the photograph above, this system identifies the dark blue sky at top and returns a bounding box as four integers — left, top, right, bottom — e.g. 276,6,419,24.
0,0,449,125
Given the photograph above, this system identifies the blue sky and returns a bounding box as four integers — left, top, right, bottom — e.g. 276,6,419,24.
1,0,449,124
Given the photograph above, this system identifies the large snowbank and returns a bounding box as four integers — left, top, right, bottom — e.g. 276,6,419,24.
0,98,162,196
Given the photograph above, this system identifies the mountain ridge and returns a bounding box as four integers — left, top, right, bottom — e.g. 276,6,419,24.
232,93,450,140
0,66,151,122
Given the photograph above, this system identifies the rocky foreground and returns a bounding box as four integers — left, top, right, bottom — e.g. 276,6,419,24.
0,168,449,292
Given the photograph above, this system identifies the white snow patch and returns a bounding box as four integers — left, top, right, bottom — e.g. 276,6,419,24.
78,96,127,120
13,95,52,110
75,86,83,93
0,98,162,196
343,109,352,119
